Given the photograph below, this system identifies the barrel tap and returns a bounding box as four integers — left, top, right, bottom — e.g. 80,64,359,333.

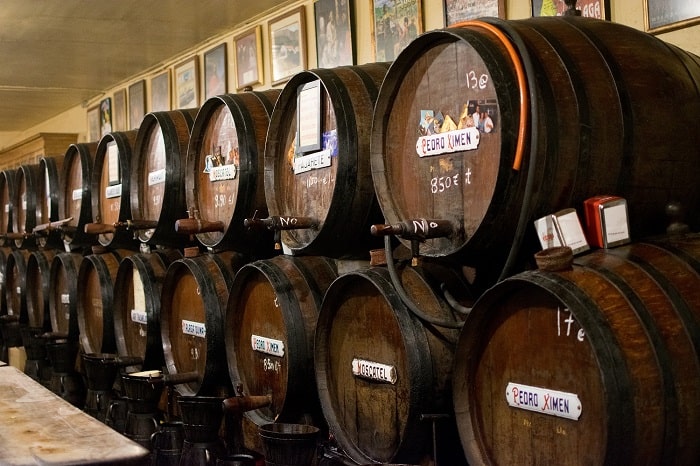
244,211,319,250
371,218,455,265
175,207,225,237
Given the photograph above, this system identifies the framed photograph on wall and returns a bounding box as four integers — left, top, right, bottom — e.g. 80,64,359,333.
234,26,264,90
151,70,171,112
128,80,146,130
204,43,228,99
112,89,127,131
645,0,700,33
444,0,503,26
269,6,307,86
87,105,100,142
531,0,608,19
100,97,112,137
174,57,200,109
371,0,422,61
315,0,354,68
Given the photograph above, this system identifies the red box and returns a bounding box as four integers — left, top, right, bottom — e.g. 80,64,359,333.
583,195,631,248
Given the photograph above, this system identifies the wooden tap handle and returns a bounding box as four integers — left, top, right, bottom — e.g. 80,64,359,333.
222,394,272,414
175,218,225,234
84,223,116,235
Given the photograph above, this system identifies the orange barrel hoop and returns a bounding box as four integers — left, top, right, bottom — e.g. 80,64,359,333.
263,63,389,258
60,142,98,249
77,248,135,354
225,255,337,435
113,248,182,370
315,265,469,464
48,252,83,340
130,109,197,249
453,236,700,465
88,130,139,249
160,251,247,396
370,17,700,286
183,90,279,255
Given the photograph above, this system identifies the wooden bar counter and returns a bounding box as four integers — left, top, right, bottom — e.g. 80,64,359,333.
0,363,149,465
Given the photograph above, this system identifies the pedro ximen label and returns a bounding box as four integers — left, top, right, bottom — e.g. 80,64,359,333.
251,334,285,357
506,382,582,420
416,127,480,157
182,320,206,338
352,358,397,384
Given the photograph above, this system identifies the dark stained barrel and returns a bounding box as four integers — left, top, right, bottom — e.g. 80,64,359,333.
370,17,700,286
0,247,10,315
113,249,182,370
315,265,469,464
11,164,41,249
263,64,390,258
87,130,139,249
453,236,700,465
0,169,18,248
34,155,64,249
25,249,57,331
49,252,83,339
160,251,247,396
60,142,98,248
225,255,337,430
5,249,31,324
130,109,197,249
77,249,134,354
182,90,279,255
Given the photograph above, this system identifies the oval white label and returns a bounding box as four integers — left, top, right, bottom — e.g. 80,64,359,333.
506,382,582,420
182,319,206,338
251,334,285,357
351,358,397,384
148,169,166,186
105,184,122,199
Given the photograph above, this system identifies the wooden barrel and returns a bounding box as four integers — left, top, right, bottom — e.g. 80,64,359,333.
263,64,390,258
113,249,182,370
34,155,64,249
77,249,134,354
370,17,700,286
453,236,700,465
60,142,98,248
225,255,337,431
130,109,197,249
182,90,280,255
25,249,57,331
160,251,246,396
0,169,18,248
87,130,139,249
11,164,41,249
5,249,31,324
49,252,83,339
0,247,10,315
315,265,469,464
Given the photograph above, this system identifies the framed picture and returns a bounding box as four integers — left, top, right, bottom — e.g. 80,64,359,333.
112,89,127,131
174,57,200,109
645,0,700,33
87,105,100,142
128,80,146,130
204,43,228,99
151,70,171,112
531,0,607,19
315,0,354,68
444,0,504,25
100,97,112,137
269,6,307,85
371,0,422,62
234,26,264,90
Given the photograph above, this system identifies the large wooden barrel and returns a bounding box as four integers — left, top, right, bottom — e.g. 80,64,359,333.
25,249,57,331
453,236,700,465
5,249,31,324
263,64,390,258
34,155,64,249
0,247,10,315
87,130,139,249
11,164,41,249
370,17,700,286
60,142,98,248
49,252,83,339
130,109,197,249
0,169,18,248
160,251,246,396
112,249,182,370
77,249,134,354
315,265,469,464
225,255,337,432
181,90,280,255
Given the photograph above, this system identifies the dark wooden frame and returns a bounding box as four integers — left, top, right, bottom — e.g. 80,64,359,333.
151,70,171,112
444,0,504,26
234,26,264,90
112,89,127,131
644,0,700,33
315,0,355,68
128,80,146,130
269,6,307,86
87,105,100,142
174,56,200,109
204,43,228,99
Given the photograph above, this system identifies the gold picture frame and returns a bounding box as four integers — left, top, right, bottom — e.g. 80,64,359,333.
371,0,422,61
151,70,171,112
234,26,264,90
174,57,200,109
87,105,100,142
112,89,127,131
128,80,146,130
204,43,228,99
644,0,700,33
269,6,307,86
